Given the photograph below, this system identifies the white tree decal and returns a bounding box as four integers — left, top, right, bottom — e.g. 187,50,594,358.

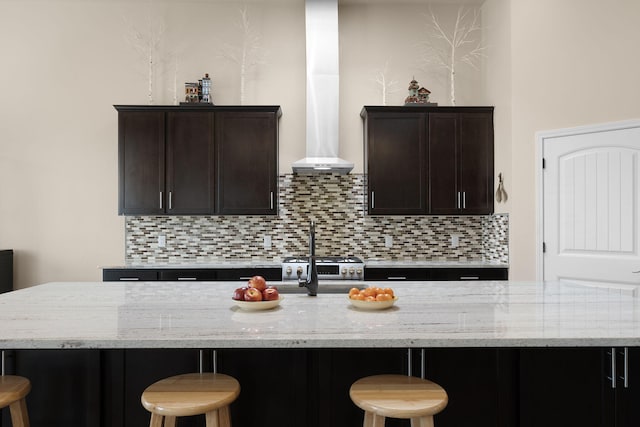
219,6,267,104
419,6,486,106
372,60,399,106
124,0,165,105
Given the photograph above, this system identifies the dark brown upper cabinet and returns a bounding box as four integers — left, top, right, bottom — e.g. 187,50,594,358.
115,105,280,216
362,106,494,215
216,111,278,215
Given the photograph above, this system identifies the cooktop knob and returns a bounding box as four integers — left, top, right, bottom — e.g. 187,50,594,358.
349,267,355,276
285,266,292,275
342,267,347,276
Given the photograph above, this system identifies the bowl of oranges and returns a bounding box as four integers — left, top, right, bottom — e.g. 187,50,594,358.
348,286,397,310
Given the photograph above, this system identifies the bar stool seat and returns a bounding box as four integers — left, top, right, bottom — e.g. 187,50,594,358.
141,373,240,427
0,375,31,427
349,374,448,427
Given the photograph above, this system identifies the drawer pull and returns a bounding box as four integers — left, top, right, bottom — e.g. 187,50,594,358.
177,277,197,281
119,277,140,281
460,276,480,280
387,276,407,280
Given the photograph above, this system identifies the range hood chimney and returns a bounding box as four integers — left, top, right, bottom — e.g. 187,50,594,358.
292,0,354,174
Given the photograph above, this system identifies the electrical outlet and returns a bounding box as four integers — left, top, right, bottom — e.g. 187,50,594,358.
450,235,459,248
384,235,393,248
158,235,166,248
264,235,272,250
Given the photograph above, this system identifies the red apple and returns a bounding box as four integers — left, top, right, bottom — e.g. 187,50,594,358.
244,287,263,301
232,287,248,301
248,275,267,292
263,286,279,301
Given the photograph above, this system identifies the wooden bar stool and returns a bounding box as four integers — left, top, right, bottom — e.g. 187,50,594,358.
0,375,31,427
141,373,240,427
349,374,448,427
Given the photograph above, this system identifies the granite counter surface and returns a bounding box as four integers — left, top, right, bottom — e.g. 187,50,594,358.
0,280,638,349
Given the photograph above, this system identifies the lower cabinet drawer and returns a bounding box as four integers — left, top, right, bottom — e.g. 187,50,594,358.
102,269,158,281
430,268,508,281
158,269,217,281
216,268,282,281
364,267,508,281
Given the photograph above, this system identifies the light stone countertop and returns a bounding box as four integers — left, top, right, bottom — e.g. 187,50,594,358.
0,280,638,350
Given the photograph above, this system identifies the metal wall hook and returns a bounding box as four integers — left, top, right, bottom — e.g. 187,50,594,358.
496,173,508,203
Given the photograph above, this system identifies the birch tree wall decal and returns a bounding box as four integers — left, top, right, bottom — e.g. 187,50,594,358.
124,0,165,105
419,6,486,106
219,6,267,105
372,60,399,106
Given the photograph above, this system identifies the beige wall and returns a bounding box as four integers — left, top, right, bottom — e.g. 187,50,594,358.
3,0,638,288
506,0,640,280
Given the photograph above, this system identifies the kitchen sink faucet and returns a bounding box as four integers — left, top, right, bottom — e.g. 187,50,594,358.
299,220,319,296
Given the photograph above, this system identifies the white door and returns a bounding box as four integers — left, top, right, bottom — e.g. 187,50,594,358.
541,121,640,285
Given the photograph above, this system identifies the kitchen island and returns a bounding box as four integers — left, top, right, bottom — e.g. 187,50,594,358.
1,280,639,427
0,280,638,349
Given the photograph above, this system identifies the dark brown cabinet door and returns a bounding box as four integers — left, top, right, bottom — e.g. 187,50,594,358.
428,113,459,214
429,111,494,215
216,111,278,215
166,112,215,214
459,112,494,214
365,112,427,215
118,111,165,215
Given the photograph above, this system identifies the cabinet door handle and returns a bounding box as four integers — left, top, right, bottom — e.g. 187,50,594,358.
607,347,616,389
457,192,461,209
621,347,629,388
463,192,466,209
159,192,163,209
169,191,173,210
270,192,274,210
371,191,375,209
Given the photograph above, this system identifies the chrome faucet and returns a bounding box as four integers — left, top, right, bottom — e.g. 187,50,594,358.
299,220,318,296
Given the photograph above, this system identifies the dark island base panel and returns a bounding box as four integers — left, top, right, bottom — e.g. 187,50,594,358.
6,347,635,427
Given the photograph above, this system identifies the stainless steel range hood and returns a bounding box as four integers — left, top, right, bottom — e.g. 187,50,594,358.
292,0,354,174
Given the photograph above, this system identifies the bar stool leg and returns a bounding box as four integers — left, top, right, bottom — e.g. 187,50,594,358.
218,406,232,426
410,416,434,427
149,413,163,427
363,411,385,427
9,398,30,427
164,415,177,427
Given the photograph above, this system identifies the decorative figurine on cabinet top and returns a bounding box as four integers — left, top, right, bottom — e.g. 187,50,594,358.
404,78,437,106
182,73,214,104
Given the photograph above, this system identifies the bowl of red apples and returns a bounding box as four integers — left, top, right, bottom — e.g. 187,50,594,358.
232,275,283,311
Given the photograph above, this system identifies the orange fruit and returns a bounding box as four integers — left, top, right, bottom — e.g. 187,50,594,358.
348,288,360,298
383,288,394,297
364,296,376,302
363,287,377,297
351,293,365,300
376,293,392,301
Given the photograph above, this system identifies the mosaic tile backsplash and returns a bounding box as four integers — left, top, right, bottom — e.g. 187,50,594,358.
125,174,509,264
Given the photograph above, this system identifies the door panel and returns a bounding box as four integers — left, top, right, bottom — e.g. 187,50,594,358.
216,112,277,214
543,123,640,284
118,111,165,215
460,112,494,214
429,113,458,214
166,112,215,214
367,113,426,214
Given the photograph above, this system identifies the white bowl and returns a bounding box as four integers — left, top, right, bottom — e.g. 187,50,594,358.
348,296,398,310
233,296,283,311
